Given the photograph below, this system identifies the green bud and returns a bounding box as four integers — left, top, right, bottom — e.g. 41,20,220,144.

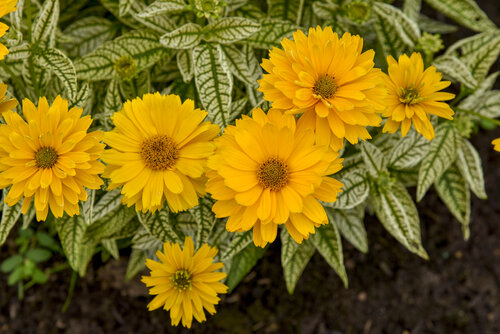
113,55,137,81
192,0,226,19
416,32,444,56
454,115,474,138
346,1,371,24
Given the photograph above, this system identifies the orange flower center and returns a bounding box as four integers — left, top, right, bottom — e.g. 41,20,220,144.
257,158,288,191
172,270,192,291
141,135,178,170
313,74,337,99
35,147,58,169
399,87,420,105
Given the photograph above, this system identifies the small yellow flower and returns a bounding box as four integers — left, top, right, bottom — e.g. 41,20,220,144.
382,52,455,140
141,236,228,328
492,138,500,152
102,93,220,213
0,96,105,221
207,108,343,247
0,82,17,114
258,26,386,150
0,0,18,60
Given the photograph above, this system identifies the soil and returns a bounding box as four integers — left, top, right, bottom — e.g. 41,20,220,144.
2,1,500,334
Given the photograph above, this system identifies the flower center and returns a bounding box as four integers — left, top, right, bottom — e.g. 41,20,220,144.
141,135,178,171
313,74,337,99
35,147,58,169
257,158,288,191
172,270,192,291
399,87,420,105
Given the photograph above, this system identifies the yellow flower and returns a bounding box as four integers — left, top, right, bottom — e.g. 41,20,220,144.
141,236,228,328
0,0,18,60
0,82,17,114
102,93,220,213
0,96,105,221
258,26,386,150
382,52,455,140
493,138,500,152
207,108,343,247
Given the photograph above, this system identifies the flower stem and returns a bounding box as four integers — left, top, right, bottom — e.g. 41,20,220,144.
455,108,500,126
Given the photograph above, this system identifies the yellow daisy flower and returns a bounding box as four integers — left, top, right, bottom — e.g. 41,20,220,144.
207,108,344,247
141,236,228,328
102,93,220,213
382,52,455,140
492,138,500,152
0,96,105,221
258,26,386,150
0,82,17,114
0,0,18,60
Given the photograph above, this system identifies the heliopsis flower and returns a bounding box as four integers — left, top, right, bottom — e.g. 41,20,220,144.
382,52,455,140
102,93,220,213
0,96,105,221
0,82,17,114
141,236,228,328
207,108,344,247
492,138,500,152
0,0,18,60
258,26,386,150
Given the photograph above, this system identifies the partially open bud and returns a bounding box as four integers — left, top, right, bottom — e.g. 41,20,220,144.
346,1,371,24
416,32,444,56
113,55,137,80
188,0,226,19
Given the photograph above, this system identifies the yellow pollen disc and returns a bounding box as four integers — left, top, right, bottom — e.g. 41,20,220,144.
399,87,421,105
257,158,288,191
35,147,58,169
172,270,192,291
141,135,178,171
313,74,337,99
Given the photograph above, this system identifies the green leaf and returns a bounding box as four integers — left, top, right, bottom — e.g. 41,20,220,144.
281,229,315,294
138,209,181,244
119,0,134,17
176,50,193,82
327,172,369,210
360,141,388,177
228,97,248,123
233,4,266,20
75,30,169,81
193,43,233,127
220,231,253,261
459,72,499,111
102,239,119,259
204,17,261,44
418,14,458,34
476,91,500,118
433,55,477,89
25,248,52,263
98,80,122,130
371,181,428,259
70,83,91,112
55,215,87,272
373,2,421,48
189,197,217,247
456,139,487,199
159,23,203,49
388,129,431,169
36,231,59,250
327,206,368,253
372,9,406,58
35,48,78,101
447,31,500,82
417,123,459,201
77,243,95,276
62,17,117,57
423,0,495,32
403,0,421,22
125,248,147,280
84,205,136,243
435,165,470,239
32,0,60,46
8,266,23,285
0,194,23,246
219,44,257,87
119,70,151,100
226,244,266,291
244,18,299,49
267,0,305,24
137,0,185,18
31,268,48,284
92,189,123,222
1,255,23,273
132,227,164,250
391,167,420,187
310,222,348,287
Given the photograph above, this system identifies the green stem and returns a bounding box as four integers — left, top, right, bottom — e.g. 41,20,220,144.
47,262,70,275
18,281,24,300
450,85,469,107
456,107,500,126
62,270,77,313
